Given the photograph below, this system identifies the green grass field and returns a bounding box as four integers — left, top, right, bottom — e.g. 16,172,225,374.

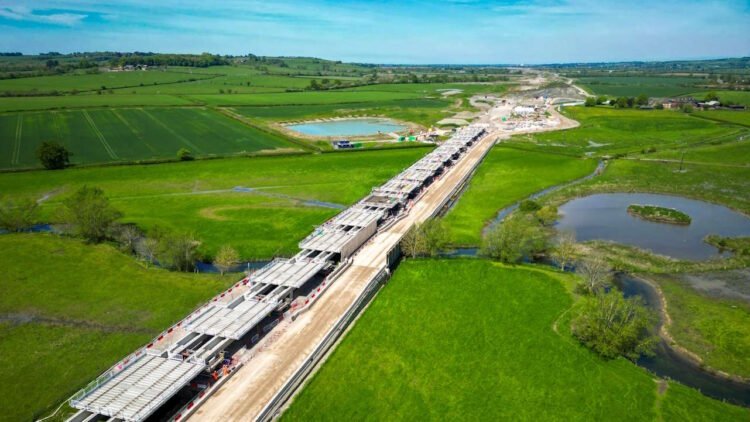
0,69,507,166
0,148,427,259
693,110,750,127
283,260,748,421
577,76,710,97
687,90,750,106
344,81,508,96
645,137,750,165
0,70,217,94
112,68,353,95
186,90,421,106
234,98,453,127
0,234,229,422
552,159,750,214
442,147,597,245
0,107,297,169
0,94,192,112
649,273,750,379
506,106,743,157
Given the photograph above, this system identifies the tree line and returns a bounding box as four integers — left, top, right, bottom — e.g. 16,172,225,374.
110,53,228,68
304,72,508,92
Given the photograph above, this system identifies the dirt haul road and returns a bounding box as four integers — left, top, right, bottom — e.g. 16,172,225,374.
191,130,500,421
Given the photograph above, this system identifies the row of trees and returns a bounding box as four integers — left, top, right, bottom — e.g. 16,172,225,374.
110,53,228,68
34,142,196,170
585,94,650,108
305,71,509,92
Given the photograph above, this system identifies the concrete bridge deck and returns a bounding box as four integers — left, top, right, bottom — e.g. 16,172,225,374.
190,129,500,421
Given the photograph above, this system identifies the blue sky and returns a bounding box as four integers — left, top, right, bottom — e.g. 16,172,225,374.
1,0,749,64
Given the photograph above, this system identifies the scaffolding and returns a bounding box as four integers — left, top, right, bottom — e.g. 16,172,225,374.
71,355,204,422
183,294,280,340
250,256,330,289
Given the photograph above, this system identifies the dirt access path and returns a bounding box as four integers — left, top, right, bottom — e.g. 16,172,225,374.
191,130,501,421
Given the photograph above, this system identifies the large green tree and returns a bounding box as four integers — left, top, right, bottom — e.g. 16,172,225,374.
157,231,201,272
571,290,657,360
400,219,449,258
480,215,547,264
61,186,122,243
36,141,70,170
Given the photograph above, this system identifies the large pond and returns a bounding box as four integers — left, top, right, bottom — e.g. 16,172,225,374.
556,193,750,260
285,118,406,137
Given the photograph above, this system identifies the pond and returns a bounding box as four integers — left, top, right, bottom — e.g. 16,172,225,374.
285,118,407,137
556,193,750,260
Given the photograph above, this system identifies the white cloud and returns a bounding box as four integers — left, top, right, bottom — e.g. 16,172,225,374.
0,4,86,26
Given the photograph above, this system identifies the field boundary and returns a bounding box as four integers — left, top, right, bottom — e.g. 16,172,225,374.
690,112,750,128
1,70,220,97
215,107,318,152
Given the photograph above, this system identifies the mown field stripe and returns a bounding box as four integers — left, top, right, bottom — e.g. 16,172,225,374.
140,109,205,154
82,110,118,160
111,109,158,154
12,114,22,165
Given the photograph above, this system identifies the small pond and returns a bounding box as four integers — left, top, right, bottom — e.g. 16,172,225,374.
285,118,407,137
556,193,750,261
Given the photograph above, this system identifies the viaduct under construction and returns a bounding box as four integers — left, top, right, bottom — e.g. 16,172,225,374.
67,124,495,422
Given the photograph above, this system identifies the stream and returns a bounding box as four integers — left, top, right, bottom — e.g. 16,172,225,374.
482,159,606,235
439,248,750,407
615,274,750,407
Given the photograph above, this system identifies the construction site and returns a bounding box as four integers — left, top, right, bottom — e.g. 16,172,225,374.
66,124,492,422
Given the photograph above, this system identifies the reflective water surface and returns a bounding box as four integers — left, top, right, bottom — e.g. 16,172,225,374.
556,193,750,260
286,118,406,136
